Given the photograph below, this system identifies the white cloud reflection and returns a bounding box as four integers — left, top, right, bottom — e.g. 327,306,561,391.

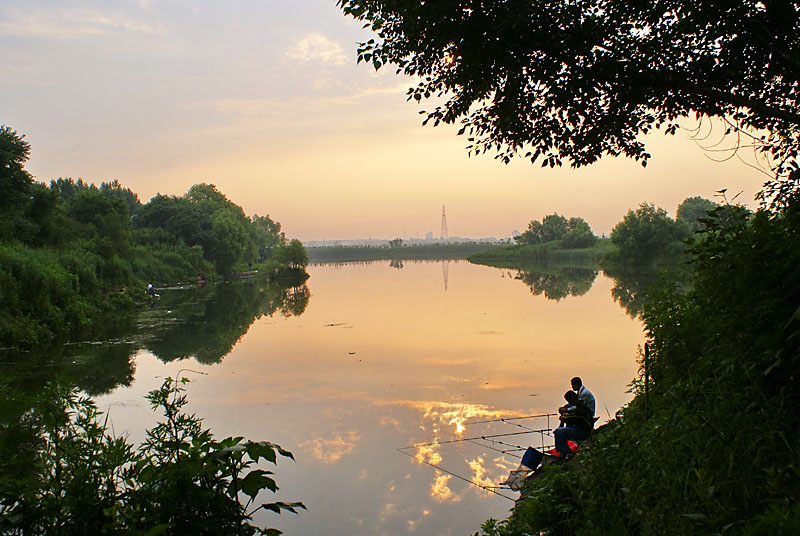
300,430,360,464
430,474,457,502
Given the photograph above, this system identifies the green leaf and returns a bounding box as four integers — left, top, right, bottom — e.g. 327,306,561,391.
146,524,170,536
259,501,307,514
247,441,278,463
681,513,707,520
241,469,278,498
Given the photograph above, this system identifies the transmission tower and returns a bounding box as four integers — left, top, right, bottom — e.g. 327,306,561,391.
440,205,449,240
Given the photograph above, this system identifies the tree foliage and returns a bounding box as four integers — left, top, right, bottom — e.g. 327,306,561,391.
676,195,718,232
0,126,33,241
338,1,800,200
610,202,690,263
516,213,597,248
0,127,306,346
272,239,309,270
0,377,304,535
134,184,294,277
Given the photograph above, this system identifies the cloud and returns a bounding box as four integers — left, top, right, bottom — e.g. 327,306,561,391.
0,7,163,39
180,81,410,119
300,430,360,464
430,474,459,502
285,32,347,66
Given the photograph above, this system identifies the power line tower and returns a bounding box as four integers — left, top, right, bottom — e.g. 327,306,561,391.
440,205,449,240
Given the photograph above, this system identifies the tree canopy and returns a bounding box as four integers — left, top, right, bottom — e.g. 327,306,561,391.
338,1,800,199
611,202,690,262
676,195,718,232
516,213,597,248
133,184,289,276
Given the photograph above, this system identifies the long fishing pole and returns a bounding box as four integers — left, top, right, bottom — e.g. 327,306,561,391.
441,429,524,458
397,414,558,499
403,428,552,449
397,448,516,502
464,413,557,426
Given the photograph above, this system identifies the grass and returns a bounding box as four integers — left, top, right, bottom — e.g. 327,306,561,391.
306,242,502,263
468,239,615,268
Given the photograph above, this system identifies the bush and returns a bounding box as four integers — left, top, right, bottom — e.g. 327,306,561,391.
0,377,305,535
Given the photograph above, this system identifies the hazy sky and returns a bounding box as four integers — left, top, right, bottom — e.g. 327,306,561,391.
1,0,767,241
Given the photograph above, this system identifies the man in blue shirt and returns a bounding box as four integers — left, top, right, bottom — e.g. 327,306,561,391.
571,376,596,418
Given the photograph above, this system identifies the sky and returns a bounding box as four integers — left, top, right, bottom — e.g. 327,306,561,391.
1,0,768,242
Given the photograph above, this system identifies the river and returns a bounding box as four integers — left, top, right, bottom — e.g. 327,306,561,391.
6,259,647,535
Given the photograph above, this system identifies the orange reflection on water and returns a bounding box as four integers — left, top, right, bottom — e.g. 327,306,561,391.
300,430,360,464
468,457,494,489
431,475,456,502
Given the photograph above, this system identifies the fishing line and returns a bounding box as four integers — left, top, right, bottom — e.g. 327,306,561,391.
398,415,558,499
403,428,551,449
397,448,516,502
464,413,557,426
441,429,523,459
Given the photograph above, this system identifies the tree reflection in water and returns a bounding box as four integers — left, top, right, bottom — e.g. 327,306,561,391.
143,276,310,364
0,275,310,398
508,261,678,321
513,263,599,301
603,266,667,319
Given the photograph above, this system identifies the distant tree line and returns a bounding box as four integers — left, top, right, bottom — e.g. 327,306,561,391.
486,195,748,267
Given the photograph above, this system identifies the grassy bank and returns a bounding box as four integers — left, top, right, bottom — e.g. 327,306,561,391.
476,206,800,535
306,242,501,263
468,239,615,268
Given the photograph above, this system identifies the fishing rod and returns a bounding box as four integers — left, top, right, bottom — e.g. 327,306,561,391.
463,413,557,426
402,428,552,449
397,414,558,499
440,429,524,458
397,448,516,502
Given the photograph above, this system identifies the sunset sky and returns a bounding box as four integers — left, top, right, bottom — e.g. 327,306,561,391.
1,0,767,242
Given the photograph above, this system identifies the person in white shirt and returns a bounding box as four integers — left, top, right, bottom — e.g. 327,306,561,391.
571,376,596,417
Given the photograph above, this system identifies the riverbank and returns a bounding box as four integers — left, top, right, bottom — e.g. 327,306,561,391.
306,242,502,263
467,239,615,268
475,205,800,534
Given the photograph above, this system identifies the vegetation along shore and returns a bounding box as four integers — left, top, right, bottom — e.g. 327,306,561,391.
0,125,308,348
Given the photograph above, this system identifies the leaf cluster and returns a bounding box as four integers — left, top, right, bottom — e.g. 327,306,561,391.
515,213,598,248
339,1,800,194
609,202,691,264
0,377,305,535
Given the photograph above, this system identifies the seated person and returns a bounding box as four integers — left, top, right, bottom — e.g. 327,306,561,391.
571,376,596,417
501,446,544,490
553,390,593,457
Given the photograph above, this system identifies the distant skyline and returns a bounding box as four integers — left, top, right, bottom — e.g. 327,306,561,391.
2,1,765,242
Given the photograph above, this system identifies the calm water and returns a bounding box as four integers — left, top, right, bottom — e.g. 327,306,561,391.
16,260,646,535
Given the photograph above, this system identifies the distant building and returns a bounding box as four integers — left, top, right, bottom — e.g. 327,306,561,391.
425,231,433,240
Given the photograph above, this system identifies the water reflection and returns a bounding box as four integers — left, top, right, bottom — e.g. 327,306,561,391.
603,266,663,319
0,276,310,398
3,261,645,536
501,260,672,318
513,263,598,301
143,278,310,364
